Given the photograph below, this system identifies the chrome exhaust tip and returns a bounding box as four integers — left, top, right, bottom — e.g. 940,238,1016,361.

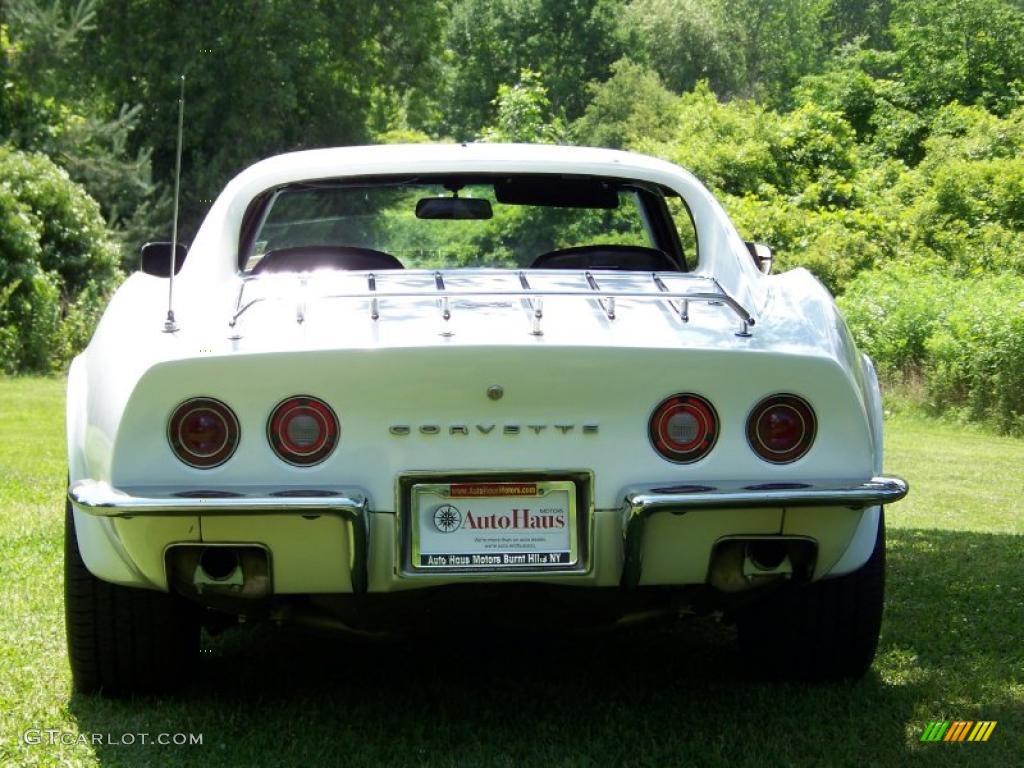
166,545,271,600
708,537,816,593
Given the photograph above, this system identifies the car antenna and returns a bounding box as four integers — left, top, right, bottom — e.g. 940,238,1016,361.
164,74,186,333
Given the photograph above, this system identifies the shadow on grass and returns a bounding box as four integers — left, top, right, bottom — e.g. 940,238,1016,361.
70,528,1022,768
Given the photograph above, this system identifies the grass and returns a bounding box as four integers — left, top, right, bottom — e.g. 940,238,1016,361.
0,375,1021,767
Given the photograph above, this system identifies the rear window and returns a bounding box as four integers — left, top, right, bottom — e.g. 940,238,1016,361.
243,175,696,272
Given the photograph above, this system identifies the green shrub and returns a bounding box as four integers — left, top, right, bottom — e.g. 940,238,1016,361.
724,192,901,294
0,145,122,372
841,262,1024,435
926,275,1024,435
838,259,957,376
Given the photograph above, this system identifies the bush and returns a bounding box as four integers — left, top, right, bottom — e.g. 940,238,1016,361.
927,275,1024,435
840,262,1024,435
838,259,957,376
0,146,121,372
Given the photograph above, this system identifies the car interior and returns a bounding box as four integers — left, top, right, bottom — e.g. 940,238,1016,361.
238,174,695,274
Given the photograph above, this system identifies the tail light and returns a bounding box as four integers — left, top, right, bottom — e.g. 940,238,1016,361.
649,394,718,463
267,396,339,466
168,397,240,468
747,394,816,463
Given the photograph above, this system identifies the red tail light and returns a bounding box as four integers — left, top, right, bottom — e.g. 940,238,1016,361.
168,397,240,468
267,396,339,466
747,394,816,463
649,394,718,463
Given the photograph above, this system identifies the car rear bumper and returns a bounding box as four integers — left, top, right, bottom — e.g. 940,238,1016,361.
620,476,907,587
69,481,369,592
69,475,907,593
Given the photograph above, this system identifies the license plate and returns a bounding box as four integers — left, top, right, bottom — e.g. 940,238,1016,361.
410,481,578,571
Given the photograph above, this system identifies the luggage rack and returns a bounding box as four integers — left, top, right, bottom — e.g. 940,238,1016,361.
228,269,756,338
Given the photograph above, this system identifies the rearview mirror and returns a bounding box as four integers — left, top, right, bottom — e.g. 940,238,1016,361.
415,197,493,220
745,242,773,275
140,241,188,277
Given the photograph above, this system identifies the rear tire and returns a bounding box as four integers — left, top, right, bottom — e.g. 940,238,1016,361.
737,510,886,681
64,498,199,695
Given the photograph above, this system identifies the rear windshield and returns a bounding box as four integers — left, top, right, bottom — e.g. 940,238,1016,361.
242,175,695,272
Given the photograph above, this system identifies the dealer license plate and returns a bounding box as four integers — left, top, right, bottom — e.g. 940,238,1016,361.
410,481,578,571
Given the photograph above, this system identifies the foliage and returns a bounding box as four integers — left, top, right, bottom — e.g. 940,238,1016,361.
574,59,679,149
2,0,1024,434
0,146,121,373
441,0,624,139
2,0,160,261
926,275,1024,435
890,0,1024,116
840,263,1024,435
621,0,835,104
822,0,893,49
478,69,569,144
78,0,448,240
620,0,743,96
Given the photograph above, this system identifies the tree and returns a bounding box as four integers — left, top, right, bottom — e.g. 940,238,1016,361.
891,0,1024,115
479,69,568,143
574,58,678,148
722,0,833,103
442,0,625,138
78,0,448,240
822,0,893,49
620,0,743,95
2,0,160,262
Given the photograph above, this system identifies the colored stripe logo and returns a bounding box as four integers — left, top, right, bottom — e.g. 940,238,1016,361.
921,721,997,742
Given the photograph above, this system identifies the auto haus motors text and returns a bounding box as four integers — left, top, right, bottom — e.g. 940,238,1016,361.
457,507,566,532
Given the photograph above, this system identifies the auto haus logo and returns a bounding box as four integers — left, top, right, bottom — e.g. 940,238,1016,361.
433,504,462,533
431,503,567,534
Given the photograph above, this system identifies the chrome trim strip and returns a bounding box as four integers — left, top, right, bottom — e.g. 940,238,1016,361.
620,475,908,589
69,480,370,593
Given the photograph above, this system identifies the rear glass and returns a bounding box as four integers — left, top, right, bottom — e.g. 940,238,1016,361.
244,176,697,271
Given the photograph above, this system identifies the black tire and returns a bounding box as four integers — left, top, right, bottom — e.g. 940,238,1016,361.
736,510,886,681
64,498,199,695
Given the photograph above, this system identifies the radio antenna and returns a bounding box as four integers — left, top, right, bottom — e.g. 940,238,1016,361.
164,74,186,333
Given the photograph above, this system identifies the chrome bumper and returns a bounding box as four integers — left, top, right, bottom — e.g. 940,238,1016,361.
68,480,370,592
70,475,907,594
620,476,908,588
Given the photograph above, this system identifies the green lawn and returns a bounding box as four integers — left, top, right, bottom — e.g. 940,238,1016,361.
1,376,1021,767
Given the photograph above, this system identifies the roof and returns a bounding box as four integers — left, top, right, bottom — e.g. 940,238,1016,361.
224,143,701,198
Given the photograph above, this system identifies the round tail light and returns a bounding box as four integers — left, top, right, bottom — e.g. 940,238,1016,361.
747,394,816,463
267,396,339,466
649,394,718,463
168,397,240,468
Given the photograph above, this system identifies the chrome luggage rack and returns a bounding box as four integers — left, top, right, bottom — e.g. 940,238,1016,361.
228,269,756,338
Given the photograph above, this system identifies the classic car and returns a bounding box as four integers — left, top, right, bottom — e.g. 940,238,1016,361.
65,143,907,694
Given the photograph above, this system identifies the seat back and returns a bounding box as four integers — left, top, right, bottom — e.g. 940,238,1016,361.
252,245,404,273
530,245,680,271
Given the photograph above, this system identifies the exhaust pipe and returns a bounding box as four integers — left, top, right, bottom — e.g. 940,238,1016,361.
708,538,816,592
746,540,787,572
166,545,271,601
199,547,241,582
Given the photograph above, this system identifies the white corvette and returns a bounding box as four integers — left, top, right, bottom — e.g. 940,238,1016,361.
65,144,907,693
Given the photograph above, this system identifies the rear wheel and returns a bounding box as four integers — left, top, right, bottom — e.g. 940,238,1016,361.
64,498,199,695
736,511,886,681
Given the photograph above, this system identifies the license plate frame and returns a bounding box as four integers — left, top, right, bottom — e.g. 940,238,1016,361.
408,480,579,572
